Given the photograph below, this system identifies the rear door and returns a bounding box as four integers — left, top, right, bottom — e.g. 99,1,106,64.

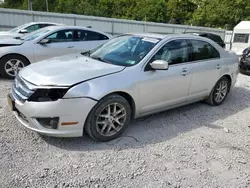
34,29,76,62
187,39,222,101
73,29,110,53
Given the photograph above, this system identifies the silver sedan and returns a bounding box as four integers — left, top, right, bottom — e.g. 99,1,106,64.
8,33,239,141
0,25,111,78
0,22,62,39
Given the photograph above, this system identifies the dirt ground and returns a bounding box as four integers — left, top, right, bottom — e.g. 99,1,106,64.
1,74,250,188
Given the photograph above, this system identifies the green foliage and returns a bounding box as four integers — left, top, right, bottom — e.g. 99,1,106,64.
2,0,250,30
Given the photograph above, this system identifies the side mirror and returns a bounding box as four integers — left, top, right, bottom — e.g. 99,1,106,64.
38,39,50,45
19,29,28,34
150,60,169,70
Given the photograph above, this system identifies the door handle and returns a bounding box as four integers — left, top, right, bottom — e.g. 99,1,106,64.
216,64,221,69
180,69,189,76
67,46,74,48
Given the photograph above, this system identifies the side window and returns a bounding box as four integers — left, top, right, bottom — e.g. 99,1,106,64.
25,24,41,33
150,39,189,65
190,40,220,61
39,24,53,28
73,30,109,41
233,34,249,43
45,30,73,43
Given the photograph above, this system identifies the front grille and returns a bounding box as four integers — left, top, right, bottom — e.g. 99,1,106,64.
12,75,35,102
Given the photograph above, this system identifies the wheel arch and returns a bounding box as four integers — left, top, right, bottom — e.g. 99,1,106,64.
220,74,232,91
99,91,136,119
0,53,31,65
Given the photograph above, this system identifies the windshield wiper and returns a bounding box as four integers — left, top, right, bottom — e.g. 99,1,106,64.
81,50,90,56
90,56,112,64
13,36,24,40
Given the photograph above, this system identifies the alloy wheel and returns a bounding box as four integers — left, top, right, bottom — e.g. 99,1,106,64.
4,59,25,77
214,80,228,103
96,102,127,137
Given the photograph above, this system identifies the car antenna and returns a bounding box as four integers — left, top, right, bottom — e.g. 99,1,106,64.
183,25,191,34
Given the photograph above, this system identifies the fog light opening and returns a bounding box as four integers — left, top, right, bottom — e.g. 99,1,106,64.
37,117,59,129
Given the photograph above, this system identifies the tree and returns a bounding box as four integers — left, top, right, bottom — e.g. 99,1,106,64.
166,0,197,24
3,0,23,8
1,0,250,30
190,0,250,29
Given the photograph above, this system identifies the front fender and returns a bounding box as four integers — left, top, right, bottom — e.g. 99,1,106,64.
63,69,140,112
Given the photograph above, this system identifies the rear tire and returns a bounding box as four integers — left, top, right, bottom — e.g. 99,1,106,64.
84,94,131,142
0,55,29,79
206,77,230,106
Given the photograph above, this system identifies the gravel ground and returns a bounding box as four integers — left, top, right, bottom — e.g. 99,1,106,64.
1,74,250,188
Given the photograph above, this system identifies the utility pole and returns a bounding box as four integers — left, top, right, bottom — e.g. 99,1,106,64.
28,0,30,10
45,0,49,12
30,0,33,11
28,0,33,11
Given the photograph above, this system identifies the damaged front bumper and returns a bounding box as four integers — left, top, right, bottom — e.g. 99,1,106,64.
8,93,97,137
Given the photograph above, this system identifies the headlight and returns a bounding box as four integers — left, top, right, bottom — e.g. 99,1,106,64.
28,88,69,102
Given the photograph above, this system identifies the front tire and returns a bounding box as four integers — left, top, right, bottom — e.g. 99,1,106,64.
0,55,29,79
206,77,230,106
84,94,131,142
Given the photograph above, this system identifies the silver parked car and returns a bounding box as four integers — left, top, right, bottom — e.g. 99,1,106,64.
8,33,239,141
0,25,111,78
0,22,62,39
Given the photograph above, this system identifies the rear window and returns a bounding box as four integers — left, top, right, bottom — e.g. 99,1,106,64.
200,34,223,43
211,35,223,43
233,34,249,43
75,30,109,41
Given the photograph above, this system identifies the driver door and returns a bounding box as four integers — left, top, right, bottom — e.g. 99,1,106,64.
34,29,76,62
139,39,193,115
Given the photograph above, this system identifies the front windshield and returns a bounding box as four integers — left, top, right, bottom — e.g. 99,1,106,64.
21,28,50,41
9,23,31,33
87,35,160,66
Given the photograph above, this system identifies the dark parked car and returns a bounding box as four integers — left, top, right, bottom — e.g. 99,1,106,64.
239,47,250,75
199,33,225,48
185,32,226,48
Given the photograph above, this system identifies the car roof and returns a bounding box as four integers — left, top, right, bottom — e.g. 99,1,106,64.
44,25,111,36
126,33,167,39
185,32,222,37
125,33,210,41
28,21,63,25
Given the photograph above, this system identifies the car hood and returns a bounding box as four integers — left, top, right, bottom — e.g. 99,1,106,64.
19,53,126,86
0,32,16,39
0,38,23,46
0,31,11,35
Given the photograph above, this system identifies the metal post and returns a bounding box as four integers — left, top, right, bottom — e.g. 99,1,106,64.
111,20,114,35
30,0,33,11
45,0,49,12
28,0,30,10
74,15,76,26
144,15,147,32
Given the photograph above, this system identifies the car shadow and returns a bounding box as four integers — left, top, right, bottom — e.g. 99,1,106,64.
41,85,250,151
0,74,13,81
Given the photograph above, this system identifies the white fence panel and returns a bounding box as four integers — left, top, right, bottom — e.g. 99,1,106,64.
0,8,231,41
225,31,233,50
